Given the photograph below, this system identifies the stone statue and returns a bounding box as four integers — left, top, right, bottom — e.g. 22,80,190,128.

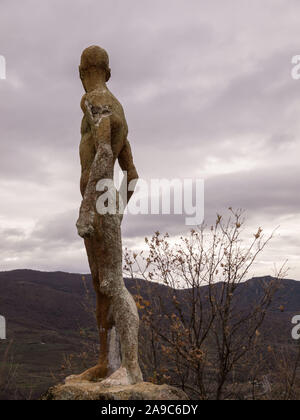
69,45,142,386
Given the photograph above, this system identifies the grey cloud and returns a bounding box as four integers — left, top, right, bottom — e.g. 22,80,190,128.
32,210,78,244
0,210,78,255
123,214,189,239
1,227,25,238
0,0,300,277
206,165,300,217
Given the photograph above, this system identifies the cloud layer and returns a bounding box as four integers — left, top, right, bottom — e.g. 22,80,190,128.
0,0,299,278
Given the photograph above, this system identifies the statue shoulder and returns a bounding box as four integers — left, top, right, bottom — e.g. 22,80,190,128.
80,89,123,114
80,94,88,113
80,89,108,107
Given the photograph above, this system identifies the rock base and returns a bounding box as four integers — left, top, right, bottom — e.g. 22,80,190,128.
42,380,189,400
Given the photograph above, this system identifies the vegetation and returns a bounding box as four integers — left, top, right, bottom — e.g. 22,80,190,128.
0,211,299,399
124,210,300,400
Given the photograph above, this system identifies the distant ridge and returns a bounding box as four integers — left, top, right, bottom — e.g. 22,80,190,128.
0,269,299,399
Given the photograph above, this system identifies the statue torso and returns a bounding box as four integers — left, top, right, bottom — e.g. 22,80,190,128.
79,88,128,196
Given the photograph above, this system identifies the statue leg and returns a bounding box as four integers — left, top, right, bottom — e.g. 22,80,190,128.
98,215,143,385
110,289,143,384
66,235,120,382
67,215,142,385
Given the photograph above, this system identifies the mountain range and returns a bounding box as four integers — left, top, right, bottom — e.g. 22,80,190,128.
0,269,299,399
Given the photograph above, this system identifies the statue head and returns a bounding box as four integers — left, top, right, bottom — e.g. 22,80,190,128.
79,46,111,90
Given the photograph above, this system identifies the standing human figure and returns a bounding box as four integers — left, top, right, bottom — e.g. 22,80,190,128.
69,45,142,386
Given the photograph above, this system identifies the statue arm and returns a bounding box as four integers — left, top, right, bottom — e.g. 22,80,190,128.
76,100,113,238
118,139,139,206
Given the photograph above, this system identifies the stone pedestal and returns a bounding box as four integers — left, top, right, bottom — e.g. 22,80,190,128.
42,380,189,400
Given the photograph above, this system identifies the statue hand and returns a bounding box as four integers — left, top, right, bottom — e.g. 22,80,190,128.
76,209,96,239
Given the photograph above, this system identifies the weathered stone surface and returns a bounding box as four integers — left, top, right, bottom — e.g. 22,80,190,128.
74,45,142,385
42,381,189,401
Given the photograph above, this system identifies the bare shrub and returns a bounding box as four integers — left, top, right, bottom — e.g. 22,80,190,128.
124,209,287,400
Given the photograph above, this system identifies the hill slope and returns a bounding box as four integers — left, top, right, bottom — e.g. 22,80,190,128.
0,269,299,399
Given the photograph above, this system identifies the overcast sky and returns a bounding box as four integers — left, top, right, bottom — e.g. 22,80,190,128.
0,0,299,279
